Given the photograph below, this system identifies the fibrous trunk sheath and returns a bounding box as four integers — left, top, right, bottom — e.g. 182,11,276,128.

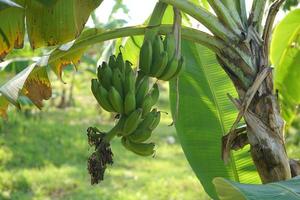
219,9,291,182
245,74,291,183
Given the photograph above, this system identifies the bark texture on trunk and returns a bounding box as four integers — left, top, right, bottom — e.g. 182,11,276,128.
226,67,292,183
220,0,292,181
245,72,291,183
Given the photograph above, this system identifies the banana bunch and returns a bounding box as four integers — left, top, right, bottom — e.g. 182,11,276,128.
91,52,162,157
139,34,184,81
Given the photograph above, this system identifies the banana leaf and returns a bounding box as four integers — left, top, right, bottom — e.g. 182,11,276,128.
0,0,103,58
213,176,300,200
169,40,260,199
271,9,300,124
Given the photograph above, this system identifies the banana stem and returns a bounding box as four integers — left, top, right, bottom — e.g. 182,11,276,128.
222,0,244,29
48,25,223,65
160,0,238,43
103,117,124,143
144,2,167,42
207,0,242,37
173,7,181,60
249,0,267,33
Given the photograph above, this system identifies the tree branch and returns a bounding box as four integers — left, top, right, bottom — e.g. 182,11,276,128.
159,0,239,43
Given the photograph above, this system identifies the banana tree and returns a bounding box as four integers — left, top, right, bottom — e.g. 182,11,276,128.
0,0,300,199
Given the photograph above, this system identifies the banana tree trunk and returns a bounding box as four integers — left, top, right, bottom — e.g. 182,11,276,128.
245,75,291,183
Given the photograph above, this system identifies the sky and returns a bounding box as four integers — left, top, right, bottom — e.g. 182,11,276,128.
87,1,290,30
89,0,157,26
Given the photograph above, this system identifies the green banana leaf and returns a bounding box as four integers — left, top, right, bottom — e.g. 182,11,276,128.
32,0,59,7
271,9,300,124
213,176,300,200
169,40,260,199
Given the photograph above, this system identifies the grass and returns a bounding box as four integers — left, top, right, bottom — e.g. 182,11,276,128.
2,72,300,200
0,90,210,200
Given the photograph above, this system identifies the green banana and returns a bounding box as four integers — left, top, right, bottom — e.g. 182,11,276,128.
97,62,112,90
121,137,155,156
128,128,152,143
108,55,117,69
116,52,125,74
151,51,169,77
91,79,114,112
163,33,176,62
137,109,158,130
141,94,153,118
112,68,124,98
136,76,149,107
135,72,145,88
152,35,164,64
158,58,179,81
150,83,159,105
124,90,136,115
124,70,136,95
148,111,161,131
170,56,185,80
139,40,152,74
116,116,126,137
108,86,124,113
125,60,133,76
123,109,142,136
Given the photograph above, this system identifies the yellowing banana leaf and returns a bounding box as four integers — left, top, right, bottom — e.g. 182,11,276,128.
213,176,300,200
0,62,51,109
0,0,102,58
26,0,102,49
21,66,51,108
49,28,104,80
169,40,260,199
0,4,24,59
0,94,9,118
271,9,300,124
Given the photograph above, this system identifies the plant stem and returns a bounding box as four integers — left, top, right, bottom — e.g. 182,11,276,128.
159,0,238,43
207,0,241,37
48,25,223,65
236,0,247,26
103,117,124,143
144,2,167,42
222,0,244,29
249,0,267,33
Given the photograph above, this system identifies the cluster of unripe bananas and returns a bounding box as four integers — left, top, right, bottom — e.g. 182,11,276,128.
91,52,161,157
139,34,184,81
88,32,184,184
